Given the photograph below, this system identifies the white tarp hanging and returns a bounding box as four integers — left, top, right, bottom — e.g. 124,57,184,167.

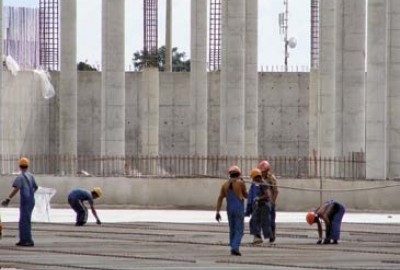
3,55,20,76
33,70,56,99
32,187,57,222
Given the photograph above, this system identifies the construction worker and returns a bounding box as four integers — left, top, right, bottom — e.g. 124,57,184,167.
215,165,248,256
306,199,346,244
67,187,102,226
258,160,278,242
1,157,38,247
245,168,272,244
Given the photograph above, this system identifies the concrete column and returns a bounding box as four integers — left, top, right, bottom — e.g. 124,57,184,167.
139,68,159,156
335,0,366,157
388,1,400,178
101,0,125,166
165,0,172,72
317,0,335,157
220,0,245,156
244,0,258,157
366,0,388,179
0,0,3,171
190,0,207,156
309,69,320,157
60,0,77,174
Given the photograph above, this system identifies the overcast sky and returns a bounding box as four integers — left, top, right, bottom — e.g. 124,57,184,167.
5,0,310,71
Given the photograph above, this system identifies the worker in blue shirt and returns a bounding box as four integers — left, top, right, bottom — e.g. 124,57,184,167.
1,157,38,247
67,187,102,226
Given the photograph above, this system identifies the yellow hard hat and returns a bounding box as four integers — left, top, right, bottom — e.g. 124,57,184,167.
250,168,262,179
19,157,30,167
92,187,103,198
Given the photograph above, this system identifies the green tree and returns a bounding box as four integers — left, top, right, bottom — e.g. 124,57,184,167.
132,46,190,72
77,61,97,71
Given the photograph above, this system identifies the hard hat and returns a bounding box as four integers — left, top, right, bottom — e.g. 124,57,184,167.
306,211,316,225
250,168,262,179
92,187,103,198
19,157,30,167
258,160,270,172
228,165,241,175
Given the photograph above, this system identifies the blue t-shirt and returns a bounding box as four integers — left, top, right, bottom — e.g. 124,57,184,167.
12,172,38,203
68,188,93,204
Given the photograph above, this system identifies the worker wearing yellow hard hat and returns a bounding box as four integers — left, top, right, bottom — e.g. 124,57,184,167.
67,187,103,226
1,157,38,246
245,168,272,245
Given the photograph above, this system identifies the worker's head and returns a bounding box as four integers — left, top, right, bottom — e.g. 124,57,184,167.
92,187,103,199
306,211,317,225
258,160,270,177
250,168,262,183
228,165,241,178
19,157,30,169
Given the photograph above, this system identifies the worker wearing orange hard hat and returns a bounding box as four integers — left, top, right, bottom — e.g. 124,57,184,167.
1,157,38,247
215,165,248,256
306,199,346,244
245,168,272,244
258,160,278,243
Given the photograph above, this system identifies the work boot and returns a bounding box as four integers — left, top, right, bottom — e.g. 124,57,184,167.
16,241,34,247
230,249,241,256
332,240,338,244
323,239,331,244
269,228,276,243
253,236,263,244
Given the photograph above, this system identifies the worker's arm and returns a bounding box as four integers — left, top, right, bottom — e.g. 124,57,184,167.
240,181,248,199
89,202,101,225
1,187,19,207
316,218,323,244
271,175,279,203
215,185,226,222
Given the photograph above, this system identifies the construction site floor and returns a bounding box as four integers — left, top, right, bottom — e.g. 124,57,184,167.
1,218,400,270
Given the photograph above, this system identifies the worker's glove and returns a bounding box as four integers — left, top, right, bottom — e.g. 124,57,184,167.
316,239,322,245
215,212,222,222
1,198,10,207
96,219,101,225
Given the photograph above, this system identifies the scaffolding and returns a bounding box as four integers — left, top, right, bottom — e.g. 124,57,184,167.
39,0,59,71
310,0,319,69
208,0,221,71
144,0,158,68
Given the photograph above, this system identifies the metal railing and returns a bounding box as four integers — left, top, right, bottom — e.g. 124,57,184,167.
0,154,366,179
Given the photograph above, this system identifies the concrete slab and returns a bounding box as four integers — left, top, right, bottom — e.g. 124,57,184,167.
1,213,400,270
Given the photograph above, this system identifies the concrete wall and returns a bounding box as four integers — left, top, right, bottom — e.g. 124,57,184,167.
0,175,398,211
2,71,309,158
258,73,310,156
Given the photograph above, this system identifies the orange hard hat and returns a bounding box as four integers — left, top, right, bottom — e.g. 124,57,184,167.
19,157,30,167
258,160,270,172
250,168,262,179
228,165,241,175
306,211,316,225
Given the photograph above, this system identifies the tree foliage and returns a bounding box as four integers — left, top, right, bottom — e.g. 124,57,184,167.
132,46,190,72
77,61,97,71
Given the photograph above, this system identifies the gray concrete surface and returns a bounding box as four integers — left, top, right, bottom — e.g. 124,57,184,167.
1,221,400,269
245,0,258,157
165,0,172,72
101,0,126,163
59,0,78,174
366,0,388,180
190,0,208,157
1,175,400,211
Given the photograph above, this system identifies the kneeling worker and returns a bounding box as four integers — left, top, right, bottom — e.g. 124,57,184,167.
68,187,102,226
306,199,345,244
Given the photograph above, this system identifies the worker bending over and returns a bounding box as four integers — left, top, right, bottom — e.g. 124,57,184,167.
68,187,102,226
306,199,346,244
215,165,248,256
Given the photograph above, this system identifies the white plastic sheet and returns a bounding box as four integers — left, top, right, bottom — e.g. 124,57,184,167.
32,187,57,222
33,70,56,99
4,55,20,76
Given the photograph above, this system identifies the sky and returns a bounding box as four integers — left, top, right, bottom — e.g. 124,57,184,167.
5,0,310,71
